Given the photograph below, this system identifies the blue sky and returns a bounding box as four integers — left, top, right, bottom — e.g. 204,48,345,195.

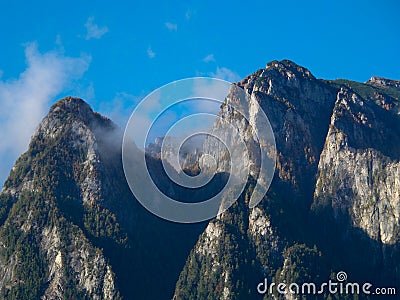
0,0,399,185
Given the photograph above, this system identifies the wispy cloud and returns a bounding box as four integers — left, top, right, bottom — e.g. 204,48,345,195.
210,67,241,82
147,46,155,58
85,16,109,40
98,92,143,130
203,54,215,63
0,42,90,186
165,22,178,31
199,54,240,82
122,89,161,148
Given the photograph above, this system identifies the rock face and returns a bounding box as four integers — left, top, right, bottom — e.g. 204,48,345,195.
1,61,400,300
0,97,205,300
314,87,400,244
367,76,400,89
173,60,400,299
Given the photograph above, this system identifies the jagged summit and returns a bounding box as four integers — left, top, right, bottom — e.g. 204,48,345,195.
52,95,90,109
48,96,111,126
238,59,317,93
33,96,116,145
366,76,400,89
266,59,315,79
49,96,93,119
174,61,400,300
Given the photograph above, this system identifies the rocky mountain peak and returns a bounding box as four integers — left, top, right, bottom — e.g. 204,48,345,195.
50,96,94,120
0,96,128,299
1,95,208,300
266,59,316,80
40,96,114,135
366,76,400,89
33,96,116,150
237,60,317,95
174,62,400,300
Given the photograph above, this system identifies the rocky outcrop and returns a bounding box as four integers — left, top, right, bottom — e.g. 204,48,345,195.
367,76,400,89
173,60,400,299
174,60,339,299
313,88,400,244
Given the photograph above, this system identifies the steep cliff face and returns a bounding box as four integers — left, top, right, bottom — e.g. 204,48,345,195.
174,61,400,299
173,188,285,300
174,60,338,299
313,87,400,244
205,60,338,200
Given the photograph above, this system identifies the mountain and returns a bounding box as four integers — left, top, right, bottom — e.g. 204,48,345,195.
173,60,400,299
0,60,400,299
0,97,205,299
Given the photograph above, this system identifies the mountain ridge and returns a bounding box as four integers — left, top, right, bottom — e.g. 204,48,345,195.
0,60,399,299
174,60,400,299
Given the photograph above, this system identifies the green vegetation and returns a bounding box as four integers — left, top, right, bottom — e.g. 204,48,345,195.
330,79,400,100
0,103,127,299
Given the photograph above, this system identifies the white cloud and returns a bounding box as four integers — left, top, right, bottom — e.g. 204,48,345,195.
192,77,232,101
203,54,215,63
147,46,156,58
123,89,161,148
210,67,241,82
165,22,178,31
0,42,90,186
85,16,109,40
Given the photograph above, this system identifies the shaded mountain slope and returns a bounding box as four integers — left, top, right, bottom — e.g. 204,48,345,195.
0,97,205,299
173,60,400,299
